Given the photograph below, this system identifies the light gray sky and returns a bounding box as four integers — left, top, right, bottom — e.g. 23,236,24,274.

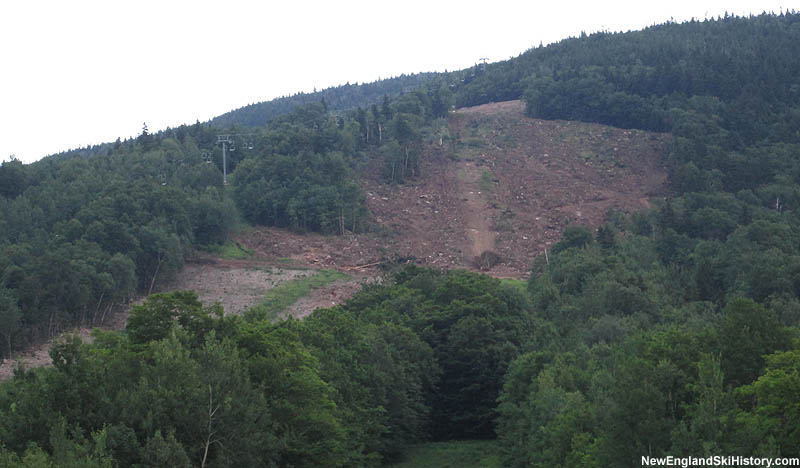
0,0,793,163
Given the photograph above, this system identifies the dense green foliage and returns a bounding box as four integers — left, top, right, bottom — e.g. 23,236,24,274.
230,86,453,232
229,102,369,233
0,126,236,357
0,267,527,467
342,267,530,440
497,230,799,467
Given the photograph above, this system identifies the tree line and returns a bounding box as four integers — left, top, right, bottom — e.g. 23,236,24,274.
210,73,437,128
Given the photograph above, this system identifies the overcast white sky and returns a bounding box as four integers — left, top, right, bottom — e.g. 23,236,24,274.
0,0,794,163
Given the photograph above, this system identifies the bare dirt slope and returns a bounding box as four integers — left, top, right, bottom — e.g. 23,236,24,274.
240,100,669,278
169,258,312,315
460,160,497,258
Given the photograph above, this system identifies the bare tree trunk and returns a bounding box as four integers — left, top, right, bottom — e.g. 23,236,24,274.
92,292,105,325
100,303,112,325
404,146,409,178
148,253,165,296
201,384,220,468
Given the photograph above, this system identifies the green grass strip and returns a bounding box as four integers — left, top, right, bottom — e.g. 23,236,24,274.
479,169,495,192
385,440,503,468
499,277,527,292
246,269,350,322
208,240,255,260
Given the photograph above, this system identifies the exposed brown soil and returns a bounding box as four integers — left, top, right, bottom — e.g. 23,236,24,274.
165,254,372,320
460,161,497,258
239,100,669,279
170,260,312,315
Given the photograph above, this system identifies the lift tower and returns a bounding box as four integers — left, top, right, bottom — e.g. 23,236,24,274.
216,135,234,185
216,134,256,185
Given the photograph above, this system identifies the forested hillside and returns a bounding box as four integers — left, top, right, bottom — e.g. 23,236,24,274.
0,78,455,357
3,11,800,468
0,123,234,355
